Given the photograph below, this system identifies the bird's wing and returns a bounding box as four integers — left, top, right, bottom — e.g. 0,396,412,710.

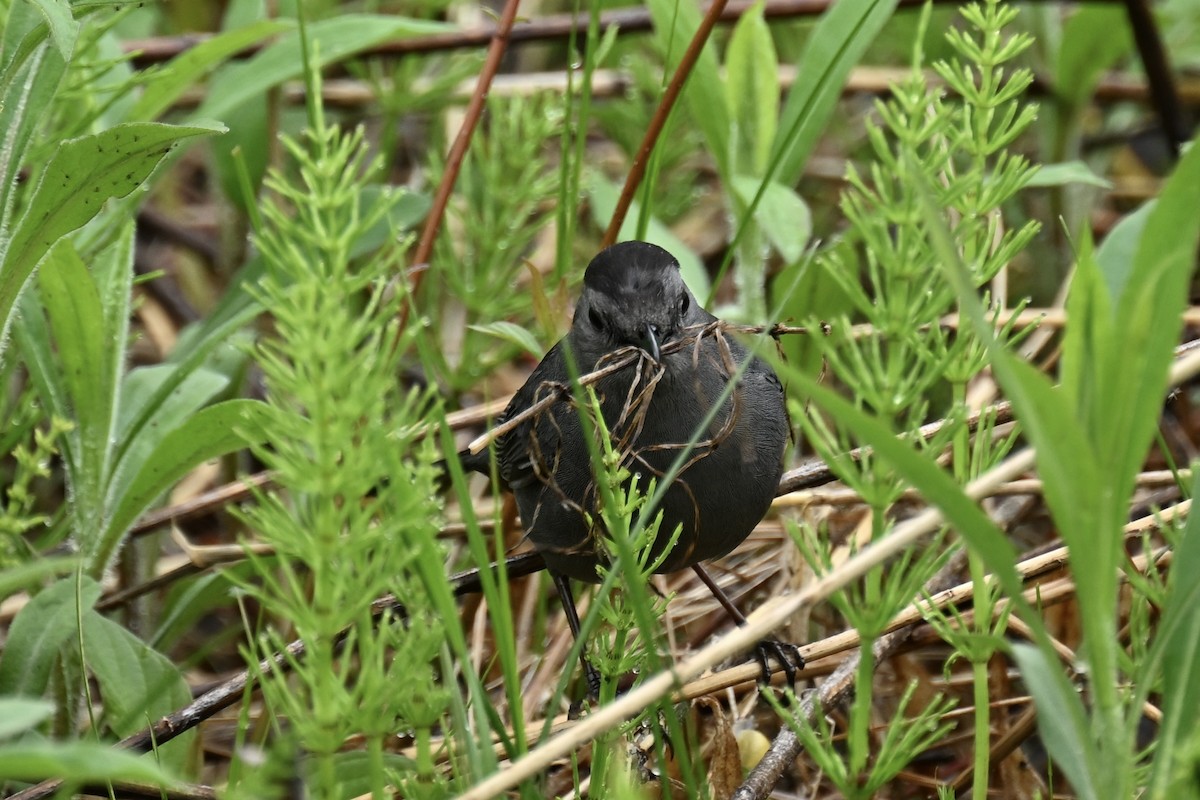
495,339,570,491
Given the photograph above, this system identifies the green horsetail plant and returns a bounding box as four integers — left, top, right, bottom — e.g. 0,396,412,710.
230,66,456,797
778,1,1042,793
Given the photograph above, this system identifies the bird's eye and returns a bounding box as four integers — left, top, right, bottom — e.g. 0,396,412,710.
680,294,690,315
588,307,604,331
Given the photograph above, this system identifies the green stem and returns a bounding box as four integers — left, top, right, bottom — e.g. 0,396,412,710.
972,656,991,798
368,734,386,800
849,633,876,783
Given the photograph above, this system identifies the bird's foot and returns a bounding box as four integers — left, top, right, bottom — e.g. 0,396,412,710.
567,660,605,719
753,639,805,687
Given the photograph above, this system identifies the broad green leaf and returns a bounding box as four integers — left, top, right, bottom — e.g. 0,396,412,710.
82,611,192,768
731,176,811,263
917,164,1124,778
0,740,176,784
129,19,291,121
350,187,431,259
1027,160,1112,189
1094,200,1150,305
1010,644,1102,800
1000,355,1114,620
116,366,228,445
770,0,898,185
643,0,730,179
36,242,111,472
223,0,267,28
0,121,225,354
724,2,778,177
1101,139,1200,499
0,697,54,739
34,230,136,576
0,557,80,605
110,366,230,497
25,0,76,59
210,92,271,208
1146,468,1200,798
469,321,544,358
100,399,267,572
1058,233,1111,423
193,15,449,124
0,576,101,698
0,35,67,246
916,162,1115,646
11,285,68,420
1,1,44,64
112,259,264,479
1056,5,1132,108
587,176,710,299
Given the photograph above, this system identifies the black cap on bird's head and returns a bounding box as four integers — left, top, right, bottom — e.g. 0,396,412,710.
573,241,696,362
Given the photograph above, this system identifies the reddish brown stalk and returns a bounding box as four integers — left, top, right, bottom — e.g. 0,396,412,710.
601,0,732,247
394,0,524,339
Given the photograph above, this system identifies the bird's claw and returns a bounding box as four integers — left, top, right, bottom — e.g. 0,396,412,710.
753,639,805,687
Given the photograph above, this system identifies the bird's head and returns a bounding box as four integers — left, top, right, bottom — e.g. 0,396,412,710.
571,241,698,362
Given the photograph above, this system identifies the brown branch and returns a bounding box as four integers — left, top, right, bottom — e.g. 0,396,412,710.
1121,0,1192,158
601,0,732,246
395,0,524,338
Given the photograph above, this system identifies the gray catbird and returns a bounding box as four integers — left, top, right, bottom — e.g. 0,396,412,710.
464,241,797,689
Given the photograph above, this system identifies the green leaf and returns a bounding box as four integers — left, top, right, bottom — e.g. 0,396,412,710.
11,285,68,420
0,740,176,785
0,121,225,353
0,697,54,739
1058,233,1111,424
25,0,76,59
1100,137,1200,514
101,399,267,570
151,569,242,651
779,373,1028,600
724,2,778,177
210,92,271,208
33,231,136,576
1094,200,1150,305
193,15,449,125
643,0,730,179
350,187,430,260
770,0,898,185
0,575,101,698
1146,468,1200,798
0,557,80,605
731,175,812,263
130,18,291,121
81,613,191,750
1026,160,1112,189
0,35,68,253
36,242,111,468
110,366,230,500
587,176,710,300
1010,644,1102,800
1056,5,1132,108
116,366,229,448
468,321,544,358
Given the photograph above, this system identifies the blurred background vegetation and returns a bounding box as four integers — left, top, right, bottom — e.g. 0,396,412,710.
1,0,1200,797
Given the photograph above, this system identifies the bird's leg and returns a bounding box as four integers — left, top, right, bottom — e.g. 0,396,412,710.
552,572,603,701
691,563,804,686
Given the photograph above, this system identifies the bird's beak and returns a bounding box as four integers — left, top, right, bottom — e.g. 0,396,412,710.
641,322,662,363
